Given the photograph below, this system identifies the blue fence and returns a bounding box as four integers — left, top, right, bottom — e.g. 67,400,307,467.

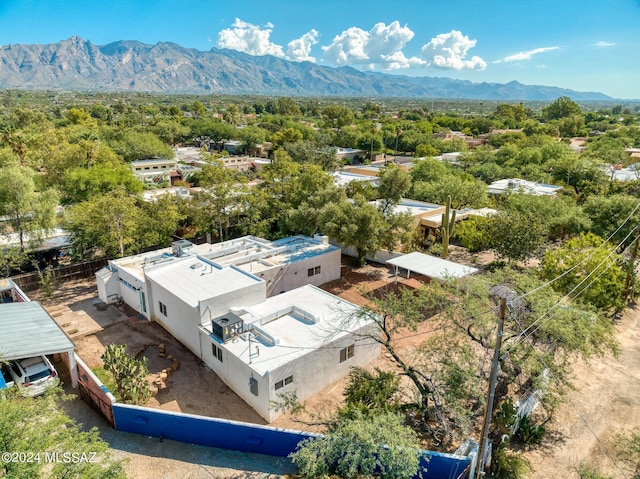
112,403,470,478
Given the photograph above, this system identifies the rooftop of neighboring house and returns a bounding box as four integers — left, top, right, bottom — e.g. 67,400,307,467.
130,157,177,168
332,171,380,187
141,187,194,202
488,178,563,196
206,284,367,375
371,198,444,217
609,163,640,182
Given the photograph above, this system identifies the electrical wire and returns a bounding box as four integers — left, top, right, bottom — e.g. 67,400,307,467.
515,198,640,301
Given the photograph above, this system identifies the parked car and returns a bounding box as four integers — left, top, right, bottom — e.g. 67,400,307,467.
8,355,60,397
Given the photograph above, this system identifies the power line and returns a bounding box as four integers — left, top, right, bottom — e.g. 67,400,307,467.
516,199,640,302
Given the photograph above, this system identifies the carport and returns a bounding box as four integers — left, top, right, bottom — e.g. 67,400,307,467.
0,301,77,389
387,251,479,281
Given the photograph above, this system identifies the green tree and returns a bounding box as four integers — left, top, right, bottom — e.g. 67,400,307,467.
195,159,246,242
103,129,173,162
613,428,640,477
322,105,355,132
542,96,583,121
541,233,626,311
411,174,488,209
0,164,59,250
484,210,547,263
377,164,411,215
61,164,143,204
66,189,143,259
0,389,127,478
290,412,422,479
321,194,387,265
582,194,640,249
338,367,401,420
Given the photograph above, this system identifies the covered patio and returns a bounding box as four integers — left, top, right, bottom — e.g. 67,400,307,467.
387,251,479,281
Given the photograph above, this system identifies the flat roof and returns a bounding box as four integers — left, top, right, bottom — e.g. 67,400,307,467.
198,236,338,273
387,252,478,280
112,235,337,282
145,258,263,308
488,178,562,196
371,198,443,217
213,285,367,375
0,302,75,360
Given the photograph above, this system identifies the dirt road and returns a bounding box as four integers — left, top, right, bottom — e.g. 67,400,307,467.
526,304,640,478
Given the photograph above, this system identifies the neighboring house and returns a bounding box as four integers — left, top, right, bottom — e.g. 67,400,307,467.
488,178,563,197
131,158,178,185
335,147,365,163
370,198,497,244
332,171,380,188
0,278,77,390
609,163,640,182
95,235,376,421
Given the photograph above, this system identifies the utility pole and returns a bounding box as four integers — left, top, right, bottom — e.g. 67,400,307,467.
476,297,507,479
623,223,640,303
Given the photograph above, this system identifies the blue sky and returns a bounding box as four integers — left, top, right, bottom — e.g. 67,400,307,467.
0,0,638,99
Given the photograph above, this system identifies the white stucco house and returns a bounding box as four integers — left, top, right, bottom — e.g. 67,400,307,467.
199,285,379,421
95,235,378,421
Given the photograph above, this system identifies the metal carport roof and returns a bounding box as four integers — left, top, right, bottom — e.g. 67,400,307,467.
387,252,479,280
0,301,75,361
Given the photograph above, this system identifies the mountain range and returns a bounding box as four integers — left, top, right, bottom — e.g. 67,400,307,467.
0,36,612,101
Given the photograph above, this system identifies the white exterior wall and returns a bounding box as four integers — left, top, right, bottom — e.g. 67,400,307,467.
199,331,271,420
147,280,201,356
265,324,380,421
150,279,265,357
115,267,150,317
199,282,266,325
199,321,380,422
260,249,341,297
96,267,119,304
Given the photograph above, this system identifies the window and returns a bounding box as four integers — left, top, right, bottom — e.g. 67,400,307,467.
339,344,355,363
307,265,321,277
211,343,223,362
159,302,167,316
275,375,294,390
140,291,147,313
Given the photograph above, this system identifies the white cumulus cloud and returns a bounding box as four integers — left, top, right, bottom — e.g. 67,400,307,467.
322,21,423,70
501,46,559,62
286,29,320,62
420,30,486,70
217,18,285,57
593,40,615,47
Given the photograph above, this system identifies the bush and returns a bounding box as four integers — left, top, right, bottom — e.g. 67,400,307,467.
514,415,546,445
491,443,531,479
452,216,490,252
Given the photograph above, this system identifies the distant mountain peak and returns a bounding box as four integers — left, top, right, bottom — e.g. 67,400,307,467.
0,37,613,101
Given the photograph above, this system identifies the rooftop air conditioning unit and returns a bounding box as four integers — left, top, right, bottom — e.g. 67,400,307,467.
211,312,244,342
172,239,194,257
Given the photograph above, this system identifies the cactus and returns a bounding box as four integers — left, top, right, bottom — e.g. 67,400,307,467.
440,196,456,259
102,344,151,404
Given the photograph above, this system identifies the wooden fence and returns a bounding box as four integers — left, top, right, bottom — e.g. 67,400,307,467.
9,258,108,292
